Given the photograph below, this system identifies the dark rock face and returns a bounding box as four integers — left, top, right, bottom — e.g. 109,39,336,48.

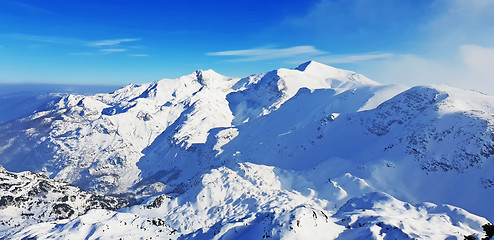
0,165,130,234
357,86,494,172
146,194,172,209
52,203,75,219
0,195,14,208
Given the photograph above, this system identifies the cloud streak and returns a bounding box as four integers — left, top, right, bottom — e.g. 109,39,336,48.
71,50,147,56
2,33,147,56
69,52,96,56
4,1,58,15
2,34,141,48
127,54,149,57
100,48,127,53
209,46,393,64
2,33,86,45
314,53,393,64
208,46,325,61
88,38,140,47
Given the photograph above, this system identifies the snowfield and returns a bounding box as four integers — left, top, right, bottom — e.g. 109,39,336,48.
0,61,493,239
6,163,490,239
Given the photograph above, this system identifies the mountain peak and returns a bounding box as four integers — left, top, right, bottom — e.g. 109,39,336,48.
188,69,221,82
190,69,235,88
290,60,380,86
195,69,219,80
295,60,330,71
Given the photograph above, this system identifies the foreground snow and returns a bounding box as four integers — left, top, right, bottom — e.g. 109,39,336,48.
7,163,490,239
0,165,129,237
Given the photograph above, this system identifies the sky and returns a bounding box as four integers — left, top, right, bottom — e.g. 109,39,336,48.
0,0,493,94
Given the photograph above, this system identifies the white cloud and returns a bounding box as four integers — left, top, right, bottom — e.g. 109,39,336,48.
209,45,393,65
360,54,458,85
1,33,142,48
358,44,494,95
314,53,393,64
71,48,135,56
459,45,494,71
88,38,140,47
356,0,494,94
127,54,149,57
458,44,494,92
425,0,494,48
69,52,96,56
3,34,141,48
2,34,147,56
279,0,494,95
100,48,127,53
208,46,325,61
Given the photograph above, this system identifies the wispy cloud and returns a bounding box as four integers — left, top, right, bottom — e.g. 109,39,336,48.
314,53,393,64
88,38,140,47
208,46,325,61
460,44,494,73
5,2,57,15
276,0,494,95
356,44,494,95
127,54,149,57
283,0,428,42
2,33,86,45
2,33,148,56
209,45,392,64
2,34,141,48
430,0,494,50
69,52,96,56
127,45,147,49
100,48,127,53
355,0,494,95
71,49,148,56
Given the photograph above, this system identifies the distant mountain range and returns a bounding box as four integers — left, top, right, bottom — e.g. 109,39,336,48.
0,61,492,239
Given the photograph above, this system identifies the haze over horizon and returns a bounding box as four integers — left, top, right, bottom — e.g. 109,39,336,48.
0,0,493,94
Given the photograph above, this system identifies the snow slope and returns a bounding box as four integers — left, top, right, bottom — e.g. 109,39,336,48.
7,163,491,239
0,61,493,239
0,69,238,195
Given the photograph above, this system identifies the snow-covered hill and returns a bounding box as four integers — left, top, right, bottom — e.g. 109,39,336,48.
0,61,493,239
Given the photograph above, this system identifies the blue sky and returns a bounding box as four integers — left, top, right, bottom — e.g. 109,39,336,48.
1,0,493,93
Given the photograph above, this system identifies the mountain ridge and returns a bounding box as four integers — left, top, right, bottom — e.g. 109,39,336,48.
0,61,493,239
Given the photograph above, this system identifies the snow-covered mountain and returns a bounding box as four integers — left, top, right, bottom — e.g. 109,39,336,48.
0,61,493,239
